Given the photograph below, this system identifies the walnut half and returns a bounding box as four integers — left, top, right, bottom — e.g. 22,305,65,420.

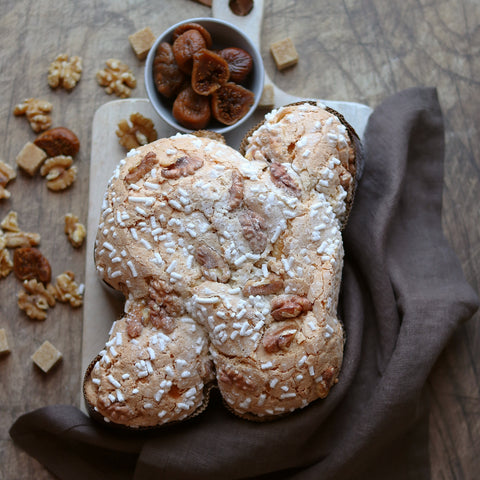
96,59,137,98
48,54,83,90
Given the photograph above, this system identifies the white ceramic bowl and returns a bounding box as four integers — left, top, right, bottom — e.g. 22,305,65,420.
145,17,264,134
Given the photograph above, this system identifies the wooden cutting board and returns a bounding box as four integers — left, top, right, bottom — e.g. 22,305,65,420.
80,0,373,408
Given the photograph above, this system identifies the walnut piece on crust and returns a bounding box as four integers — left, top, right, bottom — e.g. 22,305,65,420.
48,54,83,90
64,213,86,248
0,160,16,200
18,279,56,321
54,271,83,307
40,155,77,191
116,113,158,151
96,59,137,98
13,98,53,132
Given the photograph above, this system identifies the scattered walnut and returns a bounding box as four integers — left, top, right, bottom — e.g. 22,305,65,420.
0,248,13,278
40,155,77,191
194,244,231,283
13,98,53,132
228,169,244,210
54,271,83,307
0,160,16,200
13,247,51,283
238,209,267,254
161,155,204,179
96,59,137,98
18,279,56,321
3,231,41,248
270,162,301,197
116,113,157,151
1,211,19,232
242,274,284,297
262,326,297,353
125,151,157,184
48,54,83,90
270,294,313,321
64,213,86,248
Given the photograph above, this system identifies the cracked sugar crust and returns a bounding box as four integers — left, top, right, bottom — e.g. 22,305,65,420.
86,103,353,426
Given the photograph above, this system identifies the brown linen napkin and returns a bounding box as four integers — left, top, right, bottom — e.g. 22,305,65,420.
10,87,479,480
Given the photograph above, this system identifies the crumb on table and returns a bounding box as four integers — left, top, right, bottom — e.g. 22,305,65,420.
31,340,62,372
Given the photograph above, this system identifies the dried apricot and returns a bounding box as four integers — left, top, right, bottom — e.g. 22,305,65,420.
13,247,52,283
219,47,253,84
211,82,254,125
172,23,212,48
173,86,211,130
191,49,230,96
172,29,206,75
153,42,186,98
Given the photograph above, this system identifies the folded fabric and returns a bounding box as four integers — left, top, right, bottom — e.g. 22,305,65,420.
10,87,479,480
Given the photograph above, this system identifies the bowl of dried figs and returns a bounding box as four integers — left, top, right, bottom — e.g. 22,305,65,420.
145,17,264,134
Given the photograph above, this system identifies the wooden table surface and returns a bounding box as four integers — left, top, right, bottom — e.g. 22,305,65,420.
1,0,478,478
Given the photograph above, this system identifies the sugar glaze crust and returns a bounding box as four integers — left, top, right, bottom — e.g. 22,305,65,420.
84,102,356,427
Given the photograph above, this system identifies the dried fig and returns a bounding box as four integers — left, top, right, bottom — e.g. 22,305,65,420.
172,29,207,75
34,127,80,157
172,86,211,130
211,82,254,126
153,42,185,98
172,23,212,48
191,49,230,96
13,247,51,283
219,47,253,83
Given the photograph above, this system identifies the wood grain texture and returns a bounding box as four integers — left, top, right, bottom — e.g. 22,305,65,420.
0,0,478,479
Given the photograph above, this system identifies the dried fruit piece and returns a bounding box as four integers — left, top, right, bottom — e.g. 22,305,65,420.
262,326,297,353
13,247,52,283
125,151,157,184
229,0,254,16
116,113,158,151
48,54,83,90
153,42,186,98
219,47,253,83
270,295,313,321
54,271,83,307
64,213,86,248
34,127,80,157
194,244,231,283
238,209,267,254
211,82,254,126
96,59,137,98
191,49,230,96
13,98,53,132
161,154,204,179
18,279,56,321
172,86,211,130
172,29,207,74
172,23,212,48
270,162,301,197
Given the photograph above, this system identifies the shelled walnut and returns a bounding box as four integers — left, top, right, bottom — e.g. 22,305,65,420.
13,98,53,132
17,279,57,321
64,213,86,248
0,160,16,200
116,113,158,151
96,59,137,98
48,54,83,90
54,271,83,307
40,155,77,191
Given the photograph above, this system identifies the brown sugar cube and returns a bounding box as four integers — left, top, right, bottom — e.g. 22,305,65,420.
270,37,299,71
128,27,156,60
259,83,275,108
16,142,47,176
31,340,62,372
0,328,10,355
